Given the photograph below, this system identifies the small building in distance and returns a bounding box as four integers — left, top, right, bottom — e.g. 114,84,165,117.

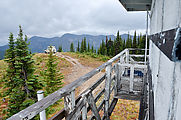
45,46,56,54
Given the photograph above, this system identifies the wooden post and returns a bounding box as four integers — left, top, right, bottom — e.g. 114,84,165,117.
130,65,134,92
114,63,121,95
37,90,46,120
125,50,129,75
104,64,111,120
64,90,75,119
82,98,87,120
120,54,124,63
125,49,129,64
87,92,101,120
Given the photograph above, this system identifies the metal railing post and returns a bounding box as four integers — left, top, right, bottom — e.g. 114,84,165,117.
37,90,46,120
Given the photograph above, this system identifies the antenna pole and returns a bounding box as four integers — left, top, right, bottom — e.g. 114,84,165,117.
145,10,149,64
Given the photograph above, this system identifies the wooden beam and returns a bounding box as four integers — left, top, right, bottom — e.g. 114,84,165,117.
108,98,118,116
64,90,75,119
130,65,134,92
115,63,121,95
87,93,101,120
119,63,147,69
66,98,85,120
125,49,129,63
104,64,111,120
49,109,65,120
130,54,149,58
94,89,105,103
90,100,105,120
82,98,87,120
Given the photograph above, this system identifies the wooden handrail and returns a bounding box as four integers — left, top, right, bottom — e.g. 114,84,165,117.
8,49,129,120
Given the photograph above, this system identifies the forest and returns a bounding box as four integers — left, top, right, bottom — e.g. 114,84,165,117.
67,31,148,56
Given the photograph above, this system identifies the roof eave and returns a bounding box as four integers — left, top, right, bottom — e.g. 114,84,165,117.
119,0,152,11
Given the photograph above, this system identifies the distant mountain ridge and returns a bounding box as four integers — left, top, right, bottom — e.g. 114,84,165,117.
0,33,133,59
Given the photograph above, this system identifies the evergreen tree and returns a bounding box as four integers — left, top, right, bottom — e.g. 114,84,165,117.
58,45,63,52
87,42,90,52
70,42,75,52
80,39,84,53
3,26,42,117
139,34,144,49
123,39,126,50
77,41,80,52
114,31,122,55
44,46,64,94
120,37,124,51
137,35,140,48
101,40,106,55
83,37,87,52
14,26,42,108
112,39,116,56
132,31,137,48
94,49,96,53
126,33,132,48
3,33,16,106
91,45,94,53
98,44,102,55
106,38,113,56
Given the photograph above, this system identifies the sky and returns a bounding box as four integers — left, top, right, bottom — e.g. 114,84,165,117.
0,0,146,46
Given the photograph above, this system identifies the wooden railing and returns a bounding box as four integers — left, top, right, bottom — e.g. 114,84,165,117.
7,48,148,120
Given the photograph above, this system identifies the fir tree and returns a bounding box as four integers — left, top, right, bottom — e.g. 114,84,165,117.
98,44,102,55
3,33,16,106
83,37,87,52
123,39,126,50
126,33,132,48
58,45,63,52
87,42,90,52
91,45,94,53
101,40,106,55
114,31,122,55
3,26,43,117
80,39,84,53
112,39,116,56
132,31,137,48
70,42,75,52
106,38,113,56
139,34,145,49
137,35,139,48
44,46,64,94
77,41,80,52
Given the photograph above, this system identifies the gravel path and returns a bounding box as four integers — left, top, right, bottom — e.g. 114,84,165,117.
56,53,104,95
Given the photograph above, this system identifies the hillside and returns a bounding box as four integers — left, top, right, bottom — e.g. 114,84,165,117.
0,52,139,119
0,33,133,59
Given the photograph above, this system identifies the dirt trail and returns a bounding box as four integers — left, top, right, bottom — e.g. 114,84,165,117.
56,53,104,94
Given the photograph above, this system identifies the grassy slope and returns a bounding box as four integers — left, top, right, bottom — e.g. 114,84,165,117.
0,53,72,118
0,52,140,119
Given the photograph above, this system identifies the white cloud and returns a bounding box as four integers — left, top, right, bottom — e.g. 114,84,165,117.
0,0,146,46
